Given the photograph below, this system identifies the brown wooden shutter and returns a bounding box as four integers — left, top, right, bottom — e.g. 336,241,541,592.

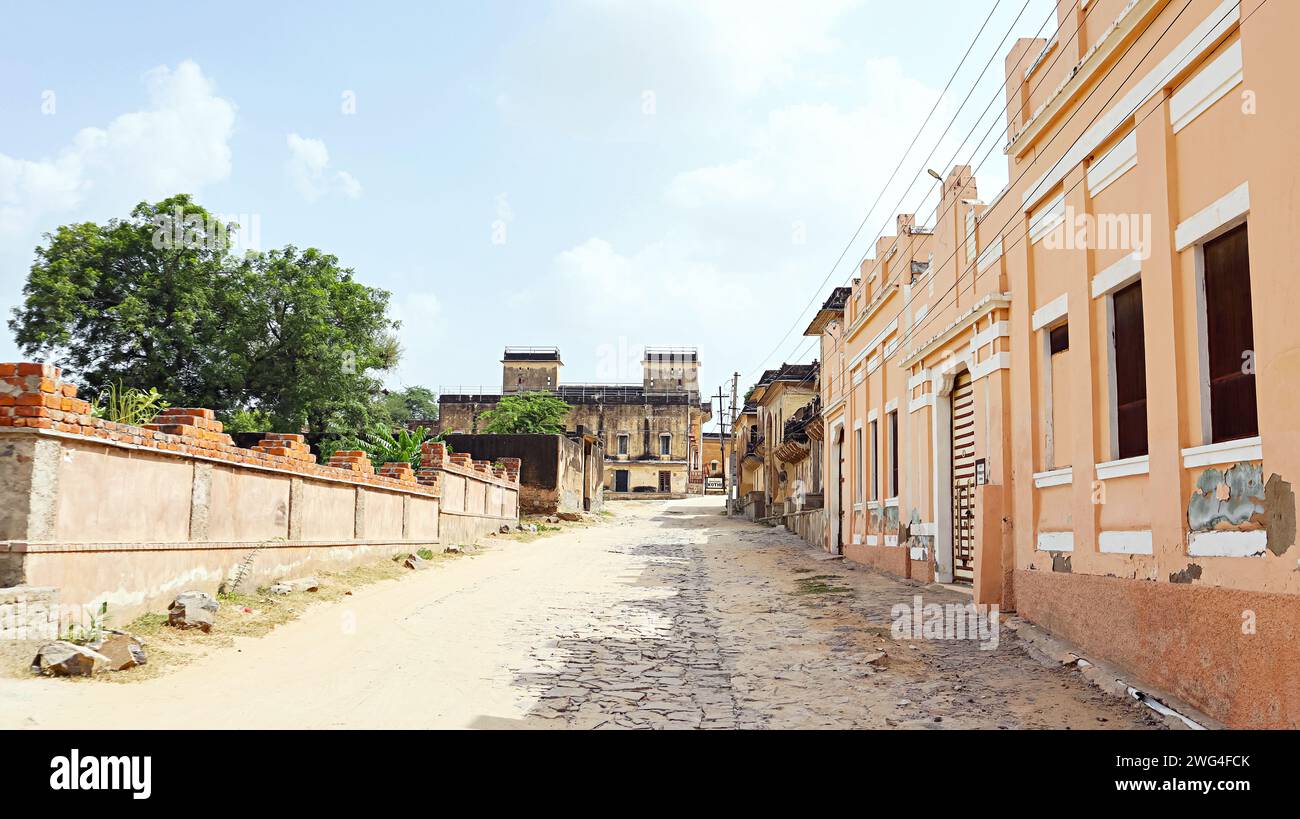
1204,224,1258,442
888,410,899,497
869,420,878,501
1113,281,1148,458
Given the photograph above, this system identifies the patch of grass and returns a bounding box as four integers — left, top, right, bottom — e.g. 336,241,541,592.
791,575,853,596
123,612,168,638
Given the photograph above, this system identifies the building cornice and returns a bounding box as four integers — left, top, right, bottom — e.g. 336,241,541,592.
1005,0,1158,158
899,293,1011,369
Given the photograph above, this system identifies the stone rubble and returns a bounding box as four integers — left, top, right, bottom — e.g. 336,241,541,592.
168,591,219,632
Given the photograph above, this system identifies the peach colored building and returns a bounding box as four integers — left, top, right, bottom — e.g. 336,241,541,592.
807,0,1300,727
731,402,764,517
750,363,819,513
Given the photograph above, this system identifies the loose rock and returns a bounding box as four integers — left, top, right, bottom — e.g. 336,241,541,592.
168,591,219,632
31,641,110,677
87,630,147,671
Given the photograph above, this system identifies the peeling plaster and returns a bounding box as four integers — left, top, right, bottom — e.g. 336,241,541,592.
1263,474,1296,556
1188,463,1266,534
883,505,900,535
904,507,932,556
1170,563,1204,584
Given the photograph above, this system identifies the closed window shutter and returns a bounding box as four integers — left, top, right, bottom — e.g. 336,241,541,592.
1113,281,1148,458
1204,224,1258,443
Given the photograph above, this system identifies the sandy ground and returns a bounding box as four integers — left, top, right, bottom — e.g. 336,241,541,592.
0,498,1163,729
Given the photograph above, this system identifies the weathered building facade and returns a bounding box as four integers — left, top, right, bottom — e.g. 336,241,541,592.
730,364,819,519
797,0,1300,727
441,432,604,515
732,402,764,517
438,347,712,498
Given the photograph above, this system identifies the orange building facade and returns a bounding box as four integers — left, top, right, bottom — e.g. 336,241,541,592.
807,0,1300,727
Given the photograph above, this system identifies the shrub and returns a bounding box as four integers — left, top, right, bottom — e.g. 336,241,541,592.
91,381,169,426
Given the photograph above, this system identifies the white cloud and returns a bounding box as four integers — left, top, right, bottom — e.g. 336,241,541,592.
285,133,362,202
550,234,760,337
495,0,862,139
687,0,859,95
0,60,235,235
536,53,964,390
666,58,955,241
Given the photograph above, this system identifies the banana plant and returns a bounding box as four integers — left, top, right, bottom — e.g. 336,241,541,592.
322,425,444,469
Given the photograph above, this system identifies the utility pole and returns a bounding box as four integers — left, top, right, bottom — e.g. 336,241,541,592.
730,372,740,505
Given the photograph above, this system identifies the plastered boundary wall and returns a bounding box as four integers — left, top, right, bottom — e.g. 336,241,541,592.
0,364,519,623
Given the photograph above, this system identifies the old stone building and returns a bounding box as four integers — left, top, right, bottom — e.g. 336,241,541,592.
438,347,712,497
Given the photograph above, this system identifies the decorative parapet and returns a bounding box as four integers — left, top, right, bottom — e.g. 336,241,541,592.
0,363,435,497
377,462,416,483
418,441,520,489
500,457,521,484
251,432,315,463
327,450,376,474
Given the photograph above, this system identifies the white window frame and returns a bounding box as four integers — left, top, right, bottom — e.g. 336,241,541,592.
1042,318,1070,470
1180,183,1250,446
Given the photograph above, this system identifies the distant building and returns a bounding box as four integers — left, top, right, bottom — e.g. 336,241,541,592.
730,362,819,520
437,347,712,497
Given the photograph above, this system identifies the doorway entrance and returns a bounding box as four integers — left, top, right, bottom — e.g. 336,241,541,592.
834,427,845,554
950,370,976,583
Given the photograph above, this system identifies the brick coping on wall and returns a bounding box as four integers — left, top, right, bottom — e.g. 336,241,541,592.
0,538,452,555
0,363,522,498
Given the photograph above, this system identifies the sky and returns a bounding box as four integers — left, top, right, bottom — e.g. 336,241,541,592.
0,0,1056,427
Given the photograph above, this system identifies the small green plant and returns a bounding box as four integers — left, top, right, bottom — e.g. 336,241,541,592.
63,601,109,645
321,425,435,469
91,381,170,426
416,547,435,560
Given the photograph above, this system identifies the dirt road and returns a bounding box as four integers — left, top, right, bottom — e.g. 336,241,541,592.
0,498,1162,729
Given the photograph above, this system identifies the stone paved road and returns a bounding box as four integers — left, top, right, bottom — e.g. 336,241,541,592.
0,498,1164,729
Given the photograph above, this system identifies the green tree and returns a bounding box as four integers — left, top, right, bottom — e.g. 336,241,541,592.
375,386,439,426
8,195,240,407
229,245,397,433
479,392,571,434
9,197,400,435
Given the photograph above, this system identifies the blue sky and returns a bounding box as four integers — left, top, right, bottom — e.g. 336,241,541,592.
0,0,1054,421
